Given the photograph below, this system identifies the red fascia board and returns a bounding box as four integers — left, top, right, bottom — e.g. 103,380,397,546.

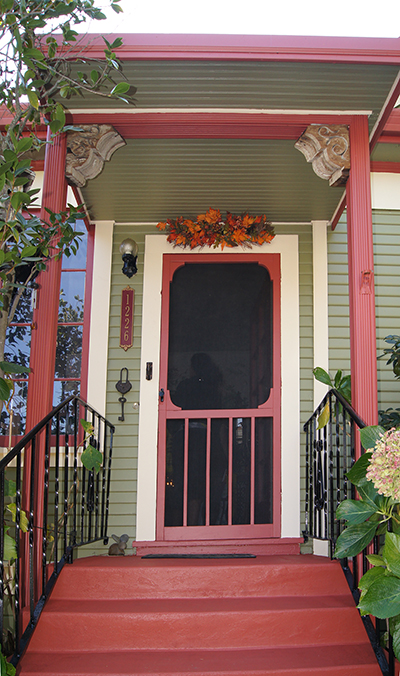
381,109,400,139
371,161,400,173
56,33,400,65
370,76,400,149
67,111,355,140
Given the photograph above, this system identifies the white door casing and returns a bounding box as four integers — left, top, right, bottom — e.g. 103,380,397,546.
136,234,300,541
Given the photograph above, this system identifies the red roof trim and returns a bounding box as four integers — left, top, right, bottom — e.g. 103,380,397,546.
371,161,400,173
59,33,400,64
370,74,400,149
67,111,355,140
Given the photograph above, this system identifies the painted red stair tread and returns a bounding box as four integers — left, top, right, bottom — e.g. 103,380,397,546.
17,555,382,675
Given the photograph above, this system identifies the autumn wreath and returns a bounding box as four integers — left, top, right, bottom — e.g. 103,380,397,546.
157,208,275,250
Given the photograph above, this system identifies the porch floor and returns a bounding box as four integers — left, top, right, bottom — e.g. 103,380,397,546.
17,554,382,676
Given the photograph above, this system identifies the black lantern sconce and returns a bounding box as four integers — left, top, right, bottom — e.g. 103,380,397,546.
120,238,138,278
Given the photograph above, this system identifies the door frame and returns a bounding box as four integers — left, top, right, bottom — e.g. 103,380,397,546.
137,234,300,542
157,253,281,541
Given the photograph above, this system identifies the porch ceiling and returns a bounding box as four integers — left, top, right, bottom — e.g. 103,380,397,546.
70,60,398,133
67,44,400,224
80,138,345,224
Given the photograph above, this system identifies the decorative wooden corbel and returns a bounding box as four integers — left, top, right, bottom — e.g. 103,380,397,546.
295,124,350,187
65,124,126,187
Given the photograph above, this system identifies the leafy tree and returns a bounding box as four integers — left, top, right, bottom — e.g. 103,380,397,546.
0,0,134,411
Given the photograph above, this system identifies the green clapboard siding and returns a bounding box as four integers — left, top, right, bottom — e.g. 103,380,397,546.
328,209,400,415
81,224,314,555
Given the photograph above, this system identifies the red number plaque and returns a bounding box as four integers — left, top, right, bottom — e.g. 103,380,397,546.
120,286,134,351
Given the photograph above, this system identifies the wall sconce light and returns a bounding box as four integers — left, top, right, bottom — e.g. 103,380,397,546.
120,238,138,278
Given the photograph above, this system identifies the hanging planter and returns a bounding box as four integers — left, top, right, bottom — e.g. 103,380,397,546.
157,208,275,250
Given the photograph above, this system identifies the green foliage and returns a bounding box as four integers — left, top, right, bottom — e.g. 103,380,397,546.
333,426,400,660
79,419,102,473
313,367,351,403
379,335,400,380
0,0,135,419
0,650,15,676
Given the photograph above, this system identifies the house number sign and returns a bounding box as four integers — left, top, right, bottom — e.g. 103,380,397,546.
120,286,134,350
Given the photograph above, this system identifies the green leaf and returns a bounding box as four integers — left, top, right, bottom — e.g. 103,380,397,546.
360,425,386,450
0,361,30,375
20,245,37,258
27,90,39,110
390,614,400,662
0,377,12,401
0,161,14,176
80,419,94,434
358,574,400,618
317,402,330,429
7,504,29,532
111,3,124,13
334,369,342,388
359,565,386,591
336,499,377,524
110,82,130,96
49,119,64,134
312,367,332,387
81,444,102,474
54,103,66,128
0,651,16,676
367,554,386,567
334,521,377,559
91,69,100,84
357,478,380,509
383,533,400,577
5,478,16,497
10,191,30,211
24,48,45,61
346,452,372,486
4,531,17,561
16,137,33,154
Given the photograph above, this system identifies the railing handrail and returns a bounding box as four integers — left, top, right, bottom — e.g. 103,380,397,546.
303,388,367,431
303,388,391,676
0,395,115,472
0,395,115,665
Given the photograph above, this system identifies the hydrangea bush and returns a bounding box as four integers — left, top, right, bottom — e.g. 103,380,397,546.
334,425,400,660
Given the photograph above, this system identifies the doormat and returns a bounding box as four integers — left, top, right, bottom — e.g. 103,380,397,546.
141,553,256,559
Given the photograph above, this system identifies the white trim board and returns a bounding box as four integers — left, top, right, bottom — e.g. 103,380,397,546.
371,173,400,210
312,221,329,408
136,234,300,541
87,221,114,417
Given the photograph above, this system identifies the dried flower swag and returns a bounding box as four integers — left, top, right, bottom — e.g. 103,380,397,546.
157,208,275,250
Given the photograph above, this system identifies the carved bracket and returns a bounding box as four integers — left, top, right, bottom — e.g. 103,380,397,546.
65,124,126,187
295,124,350,187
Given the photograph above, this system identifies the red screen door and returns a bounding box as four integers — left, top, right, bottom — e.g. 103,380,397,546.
157,253,281,541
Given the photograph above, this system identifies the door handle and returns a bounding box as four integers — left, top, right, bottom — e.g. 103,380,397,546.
159,388,165,403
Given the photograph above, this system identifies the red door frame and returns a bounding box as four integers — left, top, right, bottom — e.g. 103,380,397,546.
156,252,281,541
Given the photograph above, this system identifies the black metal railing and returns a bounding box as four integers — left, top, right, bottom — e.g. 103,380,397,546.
0,395,115,666
303,389,394,676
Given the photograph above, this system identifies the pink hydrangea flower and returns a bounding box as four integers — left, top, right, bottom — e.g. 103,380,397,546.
366,428,400,501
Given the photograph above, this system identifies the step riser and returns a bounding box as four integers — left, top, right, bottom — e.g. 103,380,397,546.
28,606,368,652
51,557,347,600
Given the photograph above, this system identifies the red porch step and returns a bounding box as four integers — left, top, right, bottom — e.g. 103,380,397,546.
17,554,382,676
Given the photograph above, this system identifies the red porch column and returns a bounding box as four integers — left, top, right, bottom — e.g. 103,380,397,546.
26,130,67,428
346,116,378,429
22,130,67,606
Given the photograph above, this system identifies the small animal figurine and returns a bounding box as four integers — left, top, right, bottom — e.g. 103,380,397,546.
108,533,129,556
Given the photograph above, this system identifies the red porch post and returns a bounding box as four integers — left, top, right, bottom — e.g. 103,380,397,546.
346,116,378,432
26,130,67,427
22,130,67,605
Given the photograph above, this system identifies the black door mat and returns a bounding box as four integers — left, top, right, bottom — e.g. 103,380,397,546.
141,553,256,559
